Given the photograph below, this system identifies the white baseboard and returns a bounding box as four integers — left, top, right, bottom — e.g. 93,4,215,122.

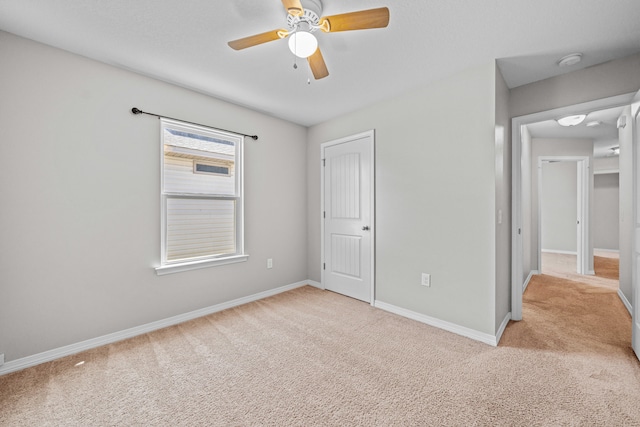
618,289,632,316
542,249,577,255
307,280,324,290
374,300,502,347
495,312,512,345
523,270,537,292
594,248,619,253
0,280,312,376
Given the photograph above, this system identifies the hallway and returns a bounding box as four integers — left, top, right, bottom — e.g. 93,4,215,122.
541,250,619,290
502,251,630,352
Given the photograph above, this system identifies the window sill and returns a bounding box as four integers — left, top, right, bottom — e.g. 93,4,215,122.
155,254,249,276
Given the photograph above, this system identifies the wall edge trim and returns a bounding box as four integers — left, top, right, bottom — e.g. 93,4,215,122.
495,312,512,345
374,300,500,347
618,288,632,315
0,280,311,376
523,270,537,292
306,280,324,290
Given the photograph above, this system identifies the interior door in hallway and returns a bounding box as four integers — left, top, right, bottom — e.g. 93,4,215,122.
322,131,374,303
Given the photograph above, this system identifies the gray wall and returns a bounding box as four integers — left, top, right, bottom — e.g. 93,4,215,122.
593,173,620,251
593,156,620,173
0,32,308,362
529,139,594,271
307,61,499,336
510,53,640,119
619,105,634,304
541,161,578,253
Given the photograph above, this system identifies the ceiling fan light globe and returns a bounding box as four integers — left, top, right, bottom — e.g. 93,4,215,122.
288,31,318,58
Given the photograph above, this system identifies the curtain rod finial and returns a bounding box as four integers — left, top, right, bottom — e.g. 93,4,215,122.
131,107,142,115
250,135,259,140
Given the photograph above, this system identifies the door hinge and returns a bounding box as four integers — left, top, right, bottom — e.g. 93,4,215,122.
322,159,325,166
323,263,326,270
518,228,521,235
323,211,326,218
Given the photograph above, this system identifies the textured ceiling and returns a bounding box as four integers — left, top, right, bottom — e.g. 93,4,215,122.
1,0,639,126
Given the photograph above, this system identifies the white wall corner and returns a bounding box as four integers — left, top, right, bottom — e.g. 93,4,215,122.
618,289,632,315
374,300,501,346
0,280,311,376
307,280,325,290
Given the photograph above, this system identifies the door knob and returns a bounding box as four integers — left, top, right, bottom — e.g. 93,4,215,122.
362,226,370,231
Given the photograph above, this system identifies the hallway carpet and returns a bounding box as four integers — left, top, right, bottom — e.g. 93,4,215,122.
1,281,639,426
594,255,620,281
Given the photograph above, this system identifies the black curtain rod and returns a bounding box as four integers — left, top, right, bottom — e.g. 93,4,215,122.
131,108,258,140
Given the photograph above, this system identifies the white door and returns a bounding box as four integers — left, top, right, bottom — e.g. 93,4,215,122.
322,131,374,303
632,94,640,360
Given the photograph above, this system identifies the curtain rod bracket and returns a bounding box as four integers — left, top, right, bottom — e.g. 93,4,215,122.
131,107,258,141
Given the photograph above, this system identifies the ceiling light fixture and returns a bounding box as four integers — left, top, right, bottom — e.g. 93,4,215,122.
557,114,586,127
288,30,318,58
585,120,602,127
558,53,583,67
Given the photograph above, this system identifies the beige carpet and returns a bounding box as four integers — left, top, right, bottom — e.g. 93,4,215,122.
541,251,620,290
594,255,620,281
1,280,639,426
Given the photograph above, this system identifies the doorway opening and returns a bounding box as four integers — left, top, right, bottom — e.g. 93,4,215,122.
511,92,634,321
537,157,590,276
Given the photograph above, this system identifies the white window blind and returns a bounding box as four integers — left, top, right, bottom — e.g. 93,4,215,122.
159,118,244,269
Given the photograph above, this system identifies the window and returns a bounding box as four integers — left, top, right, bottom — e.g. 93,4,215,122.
155,118,247,275
193,160,231,176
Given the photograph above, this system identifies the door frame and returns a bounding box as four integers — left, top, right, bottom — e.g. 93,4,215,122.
511,93,636,320
537,157,590,275
631,91,640,358
320,130,376,305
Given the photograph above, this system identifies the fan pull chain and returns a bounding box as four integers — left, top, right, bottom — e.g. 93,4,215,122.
292,30,298,69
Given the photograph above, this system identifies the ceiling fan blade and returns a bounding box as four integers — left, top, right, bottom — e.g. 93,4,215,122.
282,0,304,16
308,48,329,80
228,29,288,50
319,7,390,33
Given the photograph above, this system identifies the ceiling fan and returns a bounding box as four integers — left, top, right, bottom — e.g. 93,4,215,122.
227,0,390,80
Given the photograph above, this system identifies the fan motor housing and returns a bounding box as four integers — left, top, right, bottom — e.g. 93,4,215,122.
287,0,323,30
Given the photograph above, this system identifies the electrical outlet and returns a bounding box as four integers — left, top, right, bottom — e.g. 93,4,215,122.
421,273,431,287
0,353,4,366
267,258,273,269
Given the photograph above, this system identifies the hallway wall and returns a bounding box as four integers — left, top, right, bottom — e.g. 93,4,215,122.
593,173,620,251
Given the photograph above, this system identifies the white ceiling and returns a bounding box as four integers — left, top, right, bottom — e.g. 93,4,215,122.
1,0,639,127
527,106,624,158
